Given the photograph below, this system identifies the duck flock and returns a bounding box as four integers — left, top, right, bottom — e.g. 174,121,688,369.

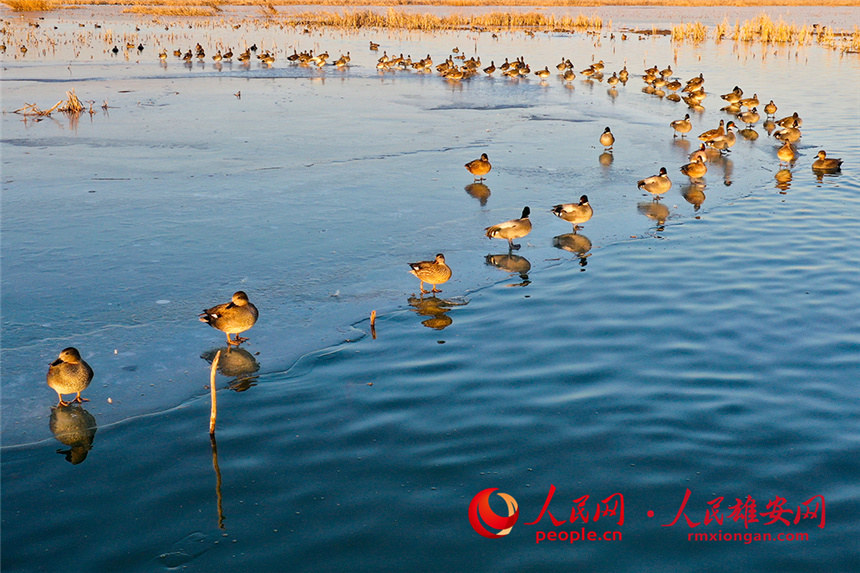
43,35,845,407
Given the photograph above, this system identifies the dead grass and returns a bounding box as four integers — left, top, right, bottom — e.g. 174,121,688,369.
669,13,858,52
284,9,603,31
53,0,860,6
122,4,219,15
2,0,55,11
14,89,85,116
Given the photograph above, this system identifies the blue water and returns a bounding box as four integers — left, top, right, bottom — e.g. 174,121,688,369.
2,10,859,571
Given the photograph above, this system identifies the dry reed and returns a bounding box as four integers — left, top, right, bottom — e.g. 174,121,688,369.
56,0,860,7
122,4,219,15
285,9,603,32
14,89,85,116
670,13,858,52
2,0,55,11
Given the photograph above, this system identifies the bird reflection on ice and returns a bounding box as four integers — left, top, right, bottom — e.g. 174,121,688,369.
50,404,97,465
407,295,468,330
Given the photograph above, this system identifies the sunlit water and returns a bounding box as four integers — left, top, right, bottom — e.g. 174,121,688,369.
2,7,859,571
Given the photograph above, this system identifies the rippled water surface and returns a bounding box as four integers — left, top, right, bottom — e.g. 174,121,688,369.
2,8,859,571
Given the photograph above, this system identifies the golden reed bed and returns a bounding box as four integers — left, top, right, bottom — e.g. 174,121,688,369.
2,1,858,52
4,0,860,10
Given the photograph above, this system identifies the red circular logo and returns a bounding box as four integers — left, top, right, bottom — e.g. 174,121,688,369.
468,488,519,538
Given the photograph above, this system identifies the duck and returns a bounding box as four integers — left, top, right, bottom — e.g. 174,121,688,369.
485,206,531,250
599,127,615,149
774,120,802,143
199,291,258,346
707,121,737,152
739,93,759,109
483,61,496,74
637,167,672,199
776,112,802,128
736,107,760,127
764,100,777,116
777,141,796,165
551,195,593,230
408,253,452,294
465,153,492,181
811,150,843,172
683,73,705,92
689,143,709,164
47,348,93,407
670,113,692,138
680,156,708,179
535,66,551,79
720,86,743,103
698,119,725,142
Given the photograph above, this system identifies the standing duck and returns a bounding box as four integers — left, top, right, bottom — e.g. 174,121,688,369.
47,348,93,407
706,121,737,152
777,141,796,165
600,127,615,149
199,291,259,346
698,119,725,142
465,153,492,181
637,167,672,199
408,253,452,293
680,156,708,179
736,107,760,127
552,195,593,230
764,100,778,117
485,206,532,250
670,113,692,138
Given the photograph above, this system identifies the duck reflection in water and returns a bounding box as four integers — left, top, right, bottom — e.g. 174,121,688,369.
638,201,671,233
672,136,691,154
407,295,467,330
553,233,592,268
681,182,707,212
464,182,491,206
50,404,97,464
598,151,613,167
485,253,531,286
201,347,260,392
702,150,734,187
775,169,793,193
739,127,759,141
